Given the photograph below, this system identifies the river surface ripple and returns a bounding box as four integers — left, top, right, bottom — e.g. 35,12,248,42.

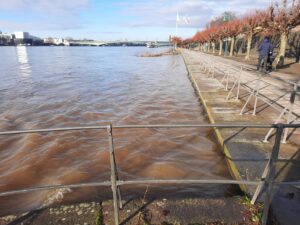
0,46,231,215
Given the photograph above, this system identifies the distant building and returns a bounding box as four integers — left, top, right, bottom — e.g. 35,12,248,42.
43,37,70,46
13,31,42,45
0,31,15,45
14,31,30,39
43,37,53,45
14,31,32,45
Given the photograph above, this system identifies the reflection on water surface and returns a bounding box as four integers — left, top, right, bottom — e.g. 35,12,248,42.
0,47,230,215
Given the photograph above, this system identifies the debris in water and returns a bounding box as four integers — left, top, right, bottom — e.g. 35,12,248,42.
43,188,72,207
138,49,179,57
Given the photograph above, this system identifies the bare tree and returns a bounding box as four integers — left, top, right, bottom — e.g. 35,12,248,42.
269,0,300,66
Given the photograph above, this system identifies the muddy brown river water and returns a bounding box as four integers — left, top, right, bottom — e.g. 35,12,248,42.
0,46,231,215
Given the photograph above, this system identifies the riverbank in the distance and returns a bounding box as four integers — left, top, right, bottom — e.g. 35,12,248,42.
0,41,172,48
0,44,148,47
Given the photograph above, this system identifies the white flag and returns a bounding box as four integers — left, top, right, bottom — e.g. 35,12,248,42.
183,17,190,25
176,11,180,22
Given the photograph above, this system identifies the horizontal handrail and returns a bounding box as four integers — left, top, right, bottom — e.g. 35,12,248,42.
1,179,299,197
0,122,299,225
0,182,111,197
112,124,276,128
0,123,299,136
0,126,108,135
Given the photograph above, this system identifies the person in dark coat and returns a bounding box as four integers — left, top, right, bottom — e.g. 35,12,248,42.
257,37,273,72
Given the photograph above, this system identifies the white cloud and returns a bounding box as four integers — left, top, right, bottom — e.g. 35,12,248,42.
0,0,91,31
0,0,275,38
0,19,85,31
118,0,272,29
0,0,90,15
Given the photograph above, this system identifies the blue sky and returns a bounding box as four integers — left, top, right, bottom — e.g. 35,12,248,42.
0,0,272,41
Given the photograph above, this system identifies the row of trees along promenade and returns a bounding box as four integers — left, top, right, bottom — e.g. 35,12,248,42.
173,0,300,67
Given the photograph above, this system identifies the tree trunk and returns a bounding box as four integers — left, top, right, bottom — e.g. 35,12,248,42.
212,42,215,54
207,42,210,53
219,40,223,55
275,31,288,67
245,33,253,60
230,36,235,56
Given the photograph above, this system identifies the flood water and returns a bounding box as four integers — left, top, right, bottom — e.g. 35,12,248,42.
0,46,231,215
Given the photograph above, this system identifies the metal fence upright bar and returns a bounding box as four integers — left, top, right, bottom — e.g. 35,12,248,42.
263,108,287,143
226,70,230,91
263,87,298,143
107,124,120,225
261,125,284,225
226,68,241,101
239,69,265,116
236,67,242,100
115,155,123,209
251,159,271,204
282,88,297,144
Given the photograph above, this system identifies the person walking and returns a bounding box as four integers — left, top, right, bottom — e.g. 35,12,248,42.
257,37,273,73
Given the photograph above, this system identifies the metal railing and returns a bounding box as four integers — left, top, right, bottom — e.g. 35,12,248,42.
189,51,300,144
0,123,299,225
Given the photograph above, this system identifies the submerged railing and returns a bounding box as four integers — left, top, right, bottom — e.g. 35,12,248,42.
0,123,299,225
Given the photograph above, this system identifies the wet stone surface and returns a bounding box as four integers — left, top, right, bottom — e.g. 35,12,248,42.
0,202,102,225
0,197,262,225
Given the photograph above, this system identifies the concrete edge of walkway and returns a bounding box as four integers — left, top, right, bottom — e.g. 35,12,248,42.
181,54,247,193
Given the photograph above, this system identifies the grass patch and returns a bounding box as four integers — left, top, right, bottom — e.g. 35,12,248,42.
238,194,263,224
95,202,104,225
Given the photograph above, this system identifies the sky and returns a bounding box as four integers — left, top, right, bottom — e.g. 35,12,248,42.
0,0,273,41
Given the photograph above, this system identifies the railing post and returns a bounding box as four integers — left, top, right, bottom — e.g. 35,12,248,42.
282,90,296,143
115,156,123,209
263,108,287,143
261,124,284,225
108,125,123,209
236,67,241,100
251,159,270,204
107,124,120,225
240,72,262,116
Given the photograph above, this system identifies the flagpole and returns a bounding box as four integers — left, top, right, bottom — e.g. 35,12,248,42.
175,11,179,50
176,13,178,36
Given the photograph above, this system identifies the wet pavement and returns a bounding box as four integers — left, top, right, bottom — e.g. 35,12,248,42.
181,49,300,225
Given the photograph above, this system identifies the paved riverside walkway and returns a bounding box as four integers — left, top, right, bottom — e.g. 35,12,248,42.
180,49,300,225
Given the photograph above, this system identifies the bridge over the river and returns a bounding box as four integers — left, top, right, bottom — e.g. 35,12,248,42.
68,40,172,47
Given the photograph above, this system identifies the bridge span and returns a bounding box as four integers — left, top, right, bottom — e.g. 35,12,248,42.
68,40,171,47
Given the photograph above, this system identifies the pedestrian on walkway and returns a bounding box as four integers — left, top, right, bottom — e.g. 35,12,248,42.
257,37,273,73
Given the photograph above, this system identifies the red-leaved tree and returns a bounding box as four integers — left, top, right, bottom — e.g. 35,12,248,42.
241,10,271,60
270,0,300,65
171,36,182,49
226,20,242,56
